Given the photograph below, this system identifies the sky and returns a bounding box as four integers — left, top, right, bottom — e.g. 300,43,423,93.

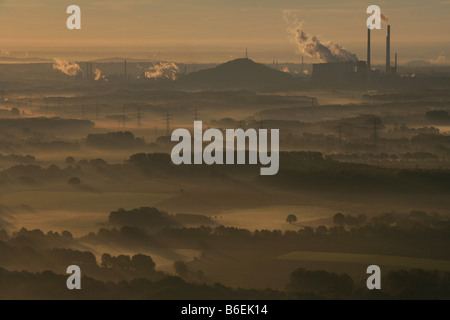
0,0,448,63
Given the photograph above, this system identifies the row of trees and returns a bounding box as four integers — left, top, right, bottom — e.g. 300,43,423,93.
286,268,450,299
328,152,440,162
0,266,448,299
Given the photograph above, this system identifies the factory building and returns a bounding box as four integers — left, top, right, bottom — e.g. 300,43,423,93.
312,62,356,82
312,25,397,84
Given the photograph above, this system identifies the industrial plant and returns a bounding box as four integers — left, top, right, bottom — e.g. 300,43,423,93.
312,25,398,83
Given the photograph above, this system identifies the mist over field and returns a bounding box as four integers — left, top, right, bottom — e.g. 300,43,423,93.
1,1,450,301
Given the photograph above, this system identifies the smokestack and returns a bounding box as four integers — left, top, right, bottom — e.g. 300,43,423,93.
302,56,304,73
124,59,127,81
367,28,371,68
395,53,398,74
386,25,391,74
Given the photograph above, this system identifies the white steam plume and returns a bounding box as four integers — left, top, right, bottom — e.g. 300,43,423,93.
144,62,179,80
94,68,108,81
52,59,82,76
430,52,446,65
284,12,358,63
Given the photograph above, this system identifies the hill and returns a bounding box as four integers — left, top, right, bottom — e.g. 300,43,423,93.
178,58,300,89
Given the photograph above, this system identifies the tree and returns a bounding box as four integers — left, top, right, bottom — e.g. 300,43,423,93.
101,253,113,268
65,156,75,164
132,254,156,273
286,268,354,299
174,261,188,278
315,226,328,235
286,214,297,224
116,255,132,270
61,230,73,240
333,213,346,226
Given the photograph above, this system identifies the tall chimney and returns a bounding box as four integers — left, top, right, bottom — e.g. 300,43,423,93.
395,53,398,74
386,25,391,74
367,28,371,68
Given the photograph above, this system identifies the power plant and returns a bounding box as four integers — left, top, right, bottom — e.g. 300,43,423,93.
386,25,391,74
367,28,371,68
312,24,398,84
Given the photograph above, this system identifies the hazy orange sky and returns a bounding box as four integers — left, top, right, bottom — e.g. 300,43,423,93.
0,0,448,63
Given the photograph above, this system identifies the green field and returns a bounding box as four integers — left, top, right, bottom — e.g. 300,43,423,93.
278,251,450,272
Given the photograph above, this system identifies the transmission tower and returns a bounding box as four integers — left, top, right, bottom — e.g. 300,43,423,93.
194,107,198,121
122,105,126,128
165,112,171,136
137,105,142,128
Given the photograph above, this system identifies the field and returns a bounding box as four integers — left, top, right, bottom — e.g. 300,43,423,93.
1,190,175,235
219,205,338,231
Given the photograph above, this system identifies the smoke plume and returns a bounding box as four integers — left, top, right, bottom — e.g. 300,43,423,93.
52,59,82,76
144,62,179,80
284,13,358,63
430,52,446,65
94,68,108,81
